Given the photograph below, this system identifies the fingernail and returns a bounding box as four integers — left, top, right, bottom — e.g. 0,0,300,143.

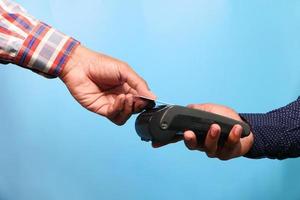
234,126,242,137
210,129,217,139
184,131,194,140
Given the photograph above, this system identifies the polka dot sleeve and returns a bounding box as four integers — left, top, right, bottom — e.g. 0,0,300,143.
240,97,300,159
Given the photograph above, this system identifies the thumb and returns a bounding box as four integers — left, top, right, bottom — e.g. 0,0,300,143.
187,104,209,110
122,65,156,99
138,88,156,100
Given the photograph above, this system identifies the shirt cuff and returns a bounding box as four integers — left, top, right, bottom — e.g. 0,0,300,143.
240,113,270,159
240,112,299,159
13,22,80,78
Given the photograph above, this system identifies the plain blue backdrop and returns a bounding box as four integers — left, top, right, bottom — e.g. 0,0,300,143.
1,0,300,199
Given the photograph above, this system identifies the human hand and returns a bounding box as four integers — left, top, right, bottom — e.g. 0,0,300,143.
60,45,156,125
153,104,254,160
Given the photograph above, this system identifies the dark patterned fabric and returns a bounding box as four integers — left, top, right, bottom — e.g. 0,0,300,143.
240,97,300,159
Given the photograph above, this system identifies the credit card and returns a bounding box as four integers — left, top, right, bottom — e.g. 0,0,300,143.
133,95,174,105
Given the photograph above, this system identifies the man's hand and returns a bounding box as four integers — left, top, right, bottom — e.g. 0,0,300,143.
153,104,254,160
60,45,156,125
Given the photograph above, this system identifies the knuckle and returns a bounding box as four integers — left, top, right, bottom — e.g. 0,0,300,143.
218,156,230,161
206,152,216,158
185,144,196,151
114,120,125,126
187,146,195,151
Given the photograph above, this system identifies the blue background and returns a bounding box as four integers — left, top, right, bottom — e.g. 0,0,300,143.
1,0,300,199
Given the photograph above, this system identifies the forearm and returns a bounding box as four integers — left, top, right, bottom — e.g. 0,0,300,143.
240,97,300,159
0,0,79,78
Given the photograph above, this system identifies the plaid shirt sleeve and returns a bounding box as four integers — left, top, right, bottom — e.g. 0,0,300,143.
0,0,80,78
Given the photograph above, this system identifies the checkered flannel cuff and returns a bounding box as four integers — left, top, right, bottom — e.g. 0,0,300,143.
14,22,80,78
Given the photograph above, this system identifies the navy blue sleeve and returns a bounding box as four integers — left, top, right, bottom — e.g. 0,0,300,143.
240,97,300,159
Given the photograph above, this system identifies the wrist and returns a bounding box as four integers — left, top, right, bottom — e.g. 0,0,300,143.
59,44,82,80
59,45,101,81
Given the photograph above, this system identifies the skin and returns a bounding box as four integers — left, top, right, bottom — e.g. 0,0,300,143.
59,45,156,125
153,104,254,160
59,45,252,160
